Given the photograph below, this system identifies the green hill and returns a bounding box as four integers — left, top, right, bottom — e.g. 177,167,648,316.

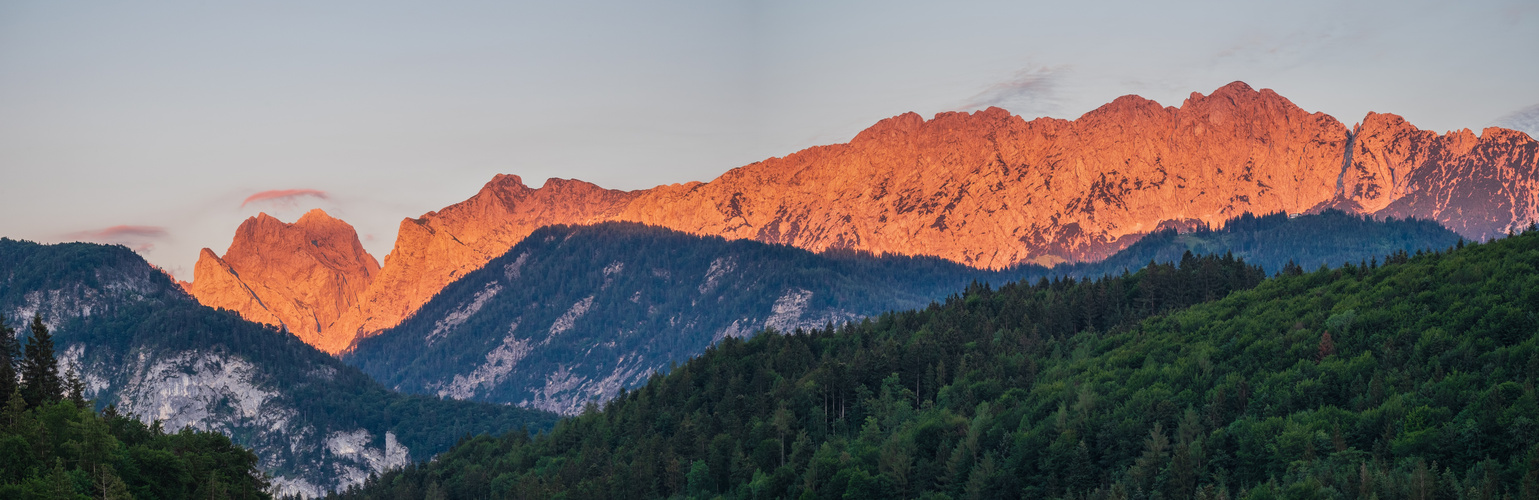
335,228,1539,499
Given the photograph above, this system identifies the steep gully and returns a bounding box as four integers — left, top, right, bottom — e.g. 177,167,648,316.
186,82,1539,354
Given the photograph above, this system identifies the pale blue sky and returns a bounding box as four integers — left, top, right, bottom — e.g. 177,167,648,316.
2,0,1536,278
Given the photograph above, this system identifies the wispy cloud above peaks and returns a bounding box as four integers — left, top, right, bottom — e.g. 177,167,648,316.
64,225,169,252
241,189,329,208
1492,104,1539,140
958,65,1070,119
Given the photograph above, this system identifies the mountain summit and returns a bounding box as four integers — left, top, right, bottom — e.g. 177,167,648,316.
189,82,1539,353
186,209,380,352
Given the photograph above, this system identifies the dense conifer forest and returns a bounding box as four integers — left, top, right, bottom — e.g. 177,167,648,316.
335,227,1539,499
1059,210,1461,278
0,313,271,499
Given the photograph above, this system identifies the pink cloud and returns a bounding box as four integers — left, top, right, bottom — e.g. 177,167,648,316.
242,189,329,207
64,225,169,252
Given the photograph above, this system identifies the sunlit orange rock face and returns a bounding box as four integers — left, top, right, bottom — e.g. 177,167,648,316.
324,177,640,344
189,82,1539,353
186,209,380,353
1332,112,1539,237
618,81,1352,267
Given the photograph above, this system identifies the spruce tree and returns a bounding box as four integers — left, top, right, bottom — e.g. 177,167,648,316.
65,367,87,408
19,315,61,408
0,314,17,402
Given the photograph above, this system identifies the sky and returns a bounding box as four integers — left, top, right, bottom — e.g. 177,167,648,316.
2,0,1536,280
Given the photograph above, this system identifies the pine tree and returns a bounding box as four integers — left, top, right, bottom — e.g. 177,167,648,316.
19,315,62,408
1,386,24,431
47,458,75,499
1522,442,1539,500
65,367,87,408
0,314,17,402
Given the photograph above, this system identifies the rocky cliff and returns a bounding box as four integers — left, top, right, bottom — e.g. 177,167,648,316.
1333,112,1539,237
189,82,1539,353
0,239,555,497
186,209,380,353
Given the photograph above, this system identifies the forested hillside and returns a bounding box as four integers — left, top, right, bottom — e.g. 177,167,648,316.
344,222,1002,415
0,314,269,498
345,212,1457,417
336,228,1539,499
1060,210,1461,277
0,239,559,497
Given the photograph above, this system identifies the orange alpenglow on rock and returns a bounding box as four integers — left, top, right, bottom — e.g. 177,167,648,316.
187,81,1539,354
186,209,380,353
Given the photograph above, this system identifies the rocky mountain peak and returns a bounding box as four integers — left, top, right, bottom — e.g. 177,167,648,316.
188,82,1539,353
186,210,378,350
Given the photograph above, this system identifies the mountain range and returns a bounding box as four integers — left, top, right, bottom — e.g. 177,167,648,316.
342,211,1458,415
185,82,1539,355
334,228,1539,498
0,239,557,497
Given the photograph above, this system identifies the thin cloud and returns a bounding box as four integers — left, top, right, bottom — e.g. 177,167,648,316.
1491,104,1539,140
959,65,1069,118
64,225,169,252
242,189,329,207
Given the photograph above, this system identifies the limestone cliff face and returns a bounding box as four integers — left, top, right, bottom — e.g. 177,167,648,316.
190,82,1539,353
617,82,1350,268
1341,113,1539,239
325,176,641,343
186,209,379,352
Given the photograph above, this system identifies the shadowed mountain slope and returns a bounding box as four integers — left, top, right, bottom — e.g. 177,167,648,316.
343,212,1460,416
0,238,556,497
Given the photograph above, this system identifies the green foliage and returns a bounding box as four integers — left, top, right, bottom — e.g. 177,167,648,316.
337,227,1539,499
0,313,18,404
0,310,268,499
1054,209,1461,278
0,394,270,499
19,314,62,408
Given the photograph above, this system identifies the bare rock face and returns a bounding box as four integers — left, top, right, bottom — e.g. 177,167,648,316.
186,209,379,353
189,82,1539,354
617,82,1350,268
1341,113,1539,239
325,176,641,345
